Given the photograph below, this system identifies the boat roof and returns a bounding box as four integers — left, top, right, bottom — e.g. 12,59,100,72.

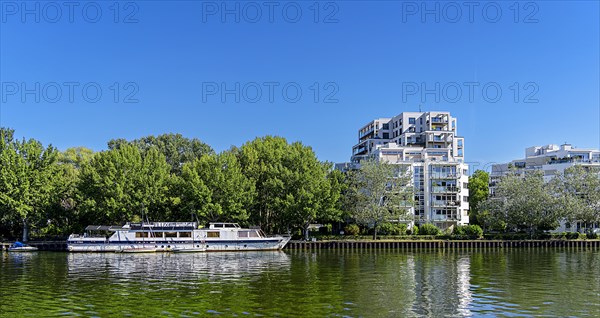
208,223,241,229
129,222,197,231
85,225,123,231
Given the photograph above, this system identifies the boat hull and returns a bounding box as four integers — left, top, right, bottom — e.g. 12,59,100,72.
7,247,38,252
67,238,291,253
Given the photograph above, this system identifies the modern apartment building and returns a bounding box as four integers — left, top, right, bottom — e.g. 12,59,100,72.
490,144,600,232
338,111,470,228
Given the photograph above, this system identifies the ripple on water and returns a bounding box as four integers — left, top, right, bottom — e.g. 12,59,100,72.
2,249,600,317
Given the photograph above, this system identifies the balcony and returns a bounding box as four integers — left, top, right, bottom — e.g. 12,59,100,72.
430,173,459,179
431,214,459,221
431,117,447,124
353,147,368,155
431,186,459,193
431,200,460,207
359,127,375,139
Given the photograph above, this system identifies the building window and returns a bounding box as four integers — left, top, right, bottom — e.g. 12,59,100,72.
409,118,415,124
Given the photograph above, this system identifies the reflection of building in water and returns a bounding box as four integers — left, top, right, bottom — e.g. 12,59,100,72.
67,252,291,282
411,251,472,317
455,256,472,316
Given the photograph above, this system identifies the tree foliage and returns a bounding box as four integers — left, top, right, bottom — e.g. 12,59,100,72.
346,159,413,240
0,128,59,241
78,144,172,225
108,133,214,175
483,170,561,236
181,151,255,224
550,166,600,232
468,170,489,225
237,136,338,238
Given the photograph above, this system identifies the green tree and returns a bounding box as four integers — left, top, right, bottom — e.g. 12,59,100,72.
236,136,335,237
485,170,561,236
347,159,413,240
78,144,172,225
551,166,600,233
0,128,59,241
320,168,347,224
40,147,95,237
108,133,213,175
181,151,255,224
468,170,489,225
39,148,91,237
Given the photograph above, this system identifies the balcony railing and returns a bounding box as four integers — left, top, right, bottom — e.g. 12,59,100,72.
430,173,459,179
431,200,461,207
431,215,459,221
431,186,459,193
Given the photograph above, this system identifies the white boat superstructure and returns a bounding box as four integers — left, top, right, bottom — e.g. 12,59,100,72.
67,222,291,253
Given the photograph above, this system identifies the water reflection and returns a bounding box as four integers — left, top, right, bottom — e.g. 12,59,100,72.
1,249,598,317
408,251,473,317
67,251,291,281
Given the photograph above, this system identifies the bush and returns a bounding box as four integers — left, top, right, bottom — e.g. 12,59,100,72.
454,225,483,238
566,232,584,240
419,223,441,236
407,225,418,236
344,224,360,236
587,232,598,239
379,223,408,235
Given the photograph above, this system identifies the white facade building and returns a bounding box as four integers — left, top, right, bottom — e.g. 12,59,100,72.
338,111,470,228
490,144,600,232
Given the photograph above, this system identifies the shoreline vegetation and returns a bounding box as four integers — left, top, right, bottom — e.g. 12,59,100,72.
1,128,599,243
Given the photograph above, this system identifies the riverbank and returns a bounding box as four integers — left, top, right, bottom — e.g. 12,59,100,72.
286,239,600,250
3,239,600,252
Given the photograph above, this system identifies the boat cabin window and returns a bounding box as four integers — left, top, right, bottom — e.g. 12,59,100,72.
238,231,260,238
165,232,177,238
207,232,220,238
135,232,149,238
179,232,191,238
151,232,164,238
225,224,237,228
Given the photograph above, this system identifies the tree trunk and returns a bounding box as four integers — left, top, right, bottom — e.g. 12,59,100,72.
304,226,309,241
372,222,377,240
22,218,29,242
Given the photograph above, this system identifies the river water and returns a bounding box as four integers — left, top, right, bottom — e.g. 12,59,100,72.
1,249,598,317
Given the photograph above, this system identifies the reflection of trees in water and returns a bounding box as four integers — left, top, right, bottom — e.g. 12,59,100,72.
3,249,599,317
281,249,420,317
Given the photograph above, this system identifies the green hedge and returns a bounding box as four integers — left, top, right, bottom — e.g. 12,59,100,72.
453,225,483,239
419,223,441,236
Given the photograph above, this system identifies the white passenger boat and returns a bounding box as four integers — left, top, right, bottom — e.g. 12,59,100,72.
67,222,291,253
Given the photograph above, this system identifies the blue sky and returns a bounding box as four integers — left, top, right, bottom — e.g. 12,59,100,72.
1,1,599,171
